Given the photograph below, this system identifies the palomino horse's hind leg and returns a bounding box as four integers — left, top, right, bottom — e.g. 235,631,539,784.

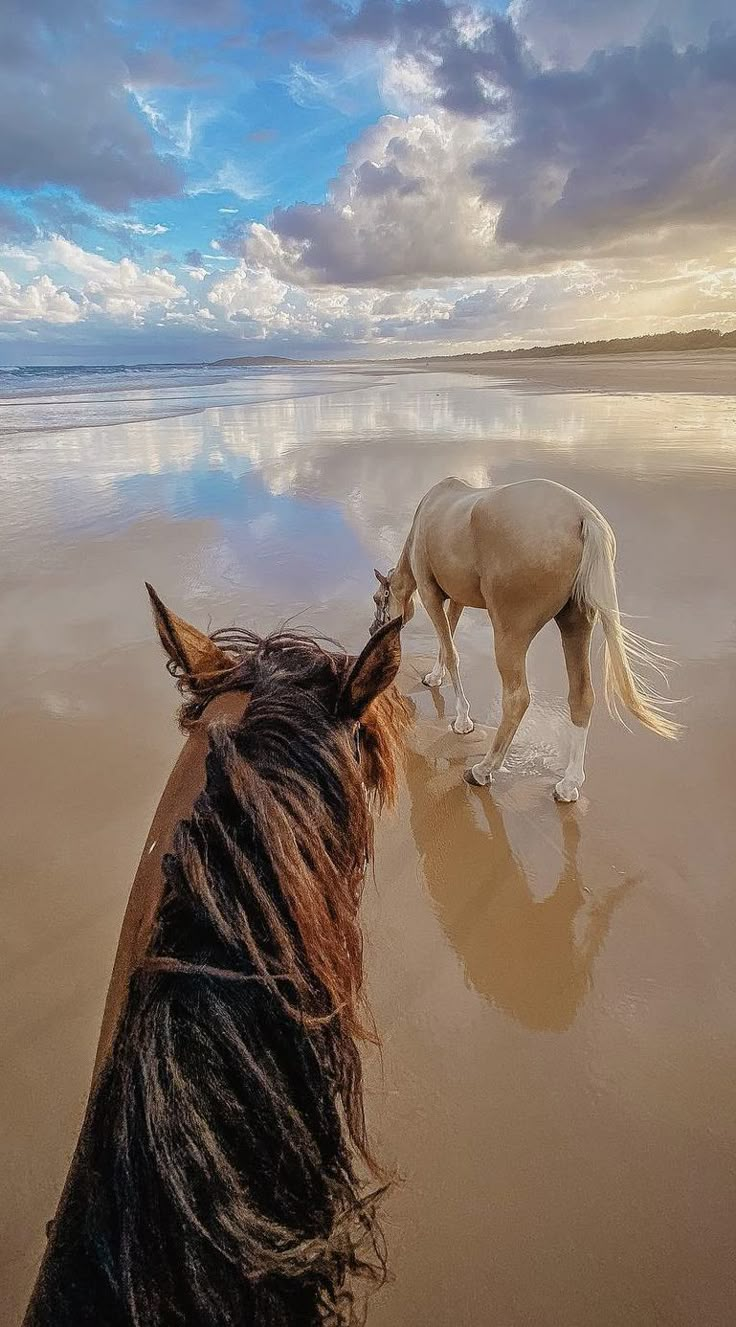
423,600,463,688
554,600,595,802
464,625,532,785
419,585,474,733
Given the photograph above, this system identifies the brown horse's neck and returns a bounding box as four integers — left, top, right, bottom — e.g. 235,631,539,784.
25,683,384,1327
92,690,250,1086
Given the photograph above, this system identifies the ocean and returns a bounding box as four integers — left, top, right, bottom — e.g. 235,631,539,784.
0,361,382,434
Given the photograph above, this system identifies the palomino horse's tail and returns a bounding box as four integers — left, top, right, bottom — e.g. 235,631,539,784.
572,511,681,739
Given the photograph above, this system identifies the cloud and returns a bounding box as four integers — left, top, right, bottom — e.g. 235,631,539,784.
201,248,736,353
29,195,100,241
0,0,182,209
509,0,736,69
124,48,200,90
206,262,381,344
285,62,345,109
208,265,294,327
151,0,243,27
190,162,264,200
116,220,169,236
4,233,736,357
41,236,187,320
243,113,495,285
132,98,222,162
469,25,736,257
0,270,82,324
260,0,736,285
330,0,453,46
18,193,171,258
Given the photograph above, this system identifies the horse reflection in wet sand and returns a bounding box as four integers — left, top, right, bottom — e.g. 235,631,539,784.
372,477,680,802
24,590,411,1327
404,722,636,1032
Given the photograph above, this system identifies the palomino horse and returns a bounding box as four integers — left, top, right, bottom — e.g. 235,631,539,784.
24,587,410,1327
371,477,679,802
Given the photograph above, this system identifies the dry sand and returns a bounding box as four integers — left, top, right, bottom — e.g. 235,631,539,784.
1,364,735,1325
418,348,736,396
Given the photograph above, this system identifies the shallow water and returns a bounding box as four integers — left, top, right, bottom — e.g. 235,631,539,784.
0,361,383,433
1,368,735,1325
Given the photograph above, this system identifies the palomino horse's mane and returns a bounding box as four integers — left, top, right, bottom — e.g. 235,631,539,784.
26,627,411,1327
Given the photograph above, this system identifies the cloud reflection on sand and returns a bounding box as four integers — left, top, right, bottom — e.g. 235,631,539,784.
6,369,736,534
4,370,735,667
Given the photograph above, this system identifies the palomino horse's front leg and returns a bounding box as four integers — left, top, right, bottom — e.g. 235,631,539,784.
464,627,531,784
423,600,463,688
419,586,474,734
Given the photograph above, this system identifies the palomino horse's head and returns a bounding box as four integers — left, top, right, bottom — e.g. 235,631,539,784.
370,567,415,637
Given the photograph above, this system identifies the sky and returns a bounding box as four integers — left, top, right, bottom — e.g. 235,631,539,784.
1,0,736,364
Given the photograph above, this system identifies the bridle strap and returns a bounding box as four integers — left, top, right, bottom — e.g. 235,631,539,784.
377,587,391,629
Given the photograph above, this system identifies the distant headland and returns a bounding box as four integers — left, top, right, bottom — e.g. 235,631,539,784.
209,354,301,366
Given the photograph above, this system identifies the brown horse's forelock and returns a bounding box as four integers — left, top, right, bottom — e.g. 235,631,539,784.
26,628,411,1327
174,625,411,814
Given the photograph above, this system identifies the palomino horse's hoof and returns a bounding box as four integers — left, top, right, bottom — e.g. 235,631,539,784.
554,779,579,803
451,718,475,735
464,764,491,786
422,673,444,688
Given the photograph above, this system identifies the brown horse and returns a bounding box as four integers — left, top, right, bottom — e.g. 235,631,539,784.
372,477,679,802
24,587,410,1327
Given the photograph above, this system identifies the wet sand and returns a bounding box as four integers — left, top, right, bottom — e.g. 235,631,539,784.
1,365,735,1324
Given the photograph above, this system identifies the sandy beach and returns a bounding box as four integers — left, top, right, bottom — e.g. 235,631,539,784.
417,348,736,396
2,360,735,1325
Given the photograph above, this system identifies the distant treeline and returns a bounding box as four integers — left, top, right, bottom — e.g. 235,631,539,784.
424,327,736,363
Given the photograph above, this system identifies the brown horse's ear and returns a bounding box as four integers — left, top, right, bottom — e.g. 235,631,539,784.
374,568,389,587
339,617,402,719
145,583,233,680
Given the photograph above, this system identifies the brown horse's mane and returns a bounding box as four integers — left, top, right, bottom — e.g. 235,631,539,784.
162,625,410,1042
25,625,411,1327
